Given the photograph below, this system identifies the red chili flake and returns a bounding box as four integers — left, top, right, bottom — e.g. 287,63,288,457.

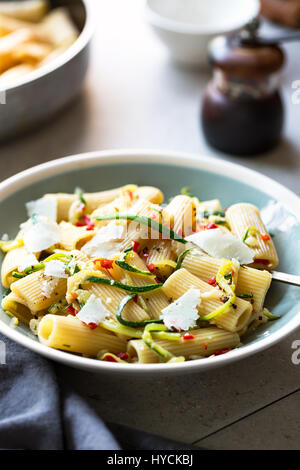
207,223,218,230
214,348,232,356
75,221,85,227
203,343,208,350
231,269,235,278
86,225,94,231
133,294,138,303
261,233,270,241
183,333,195,340
255,259,270,265
88,322,98,330
117,352,129,361
83,215,92,226
132,241,140,253
99,259,114,269
207,276,216,285
146,263,156,274
103,354,118,362
79,203,86,212
127,190,134,200
65,305,77,316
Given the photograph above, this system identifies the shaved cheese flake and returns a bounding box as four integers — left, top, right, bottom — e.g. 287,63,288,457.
76,294,110,326
82,222,124,258
161,288,201,331
23,216,60,253
26,197,57,222
18,253,39,272
186,229,254,265
44,260,68,278
41,277,59,298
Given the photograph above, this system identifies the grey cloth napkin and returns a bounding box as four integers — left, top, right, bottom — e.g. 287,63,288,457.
0,333,193,450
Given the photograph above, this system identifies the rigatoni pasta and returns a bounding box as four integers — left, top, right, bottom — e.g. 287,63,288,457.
0,184,277,365
226,203,278,270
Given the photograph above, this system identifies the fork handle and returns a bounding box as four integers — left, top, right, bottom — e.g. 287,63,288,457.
271,271,300,287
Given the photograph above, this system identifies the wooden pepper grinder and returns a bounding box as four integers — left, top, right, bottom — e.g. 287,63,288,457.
201,24,285,156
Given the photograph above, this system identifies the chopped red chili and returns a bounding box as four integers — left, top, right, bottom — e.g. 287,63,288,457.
207,223,218,230
260,233,270,241
133,294,138,303
146,263,156,274
207,276,217,285
255,259,270,265
132,241,140,253
183,333,195,340
117,352,129,361
65,305,77,316
103,355,118,362
76,215,94,229
88,322,98,330
214,347,232,356
203,343,208,350
99,259,114,269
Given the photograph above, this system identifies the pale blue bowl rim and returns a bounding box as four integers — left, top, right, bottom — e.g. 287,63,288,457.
0,149,299,376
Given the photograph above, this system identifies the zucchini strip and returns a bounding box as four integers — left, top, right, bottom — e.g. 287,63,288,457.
100,318,180,341
0,239,24,253
116,294,163,328
200,259,237,321
86,276,162,293
142,323,184,362
263,308,280,321
199,210,225,218
115,260,155,277
95,213,187,244
17,253,73,276
175,248,193,271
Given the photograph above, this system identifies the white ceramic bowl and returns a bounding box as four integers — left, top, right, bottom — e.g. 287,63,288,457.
145,0,260,66
0,149,300,376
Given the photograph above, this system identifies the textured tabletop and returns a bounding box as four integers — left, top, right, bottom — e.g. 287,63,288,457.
1,0,300,449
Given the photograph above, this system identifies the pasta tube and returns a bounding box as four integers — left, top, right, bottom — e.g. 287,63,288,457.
163,268,252,332
182,251,272,314
38,314,127,356
226,203,278,270
128,328,240,363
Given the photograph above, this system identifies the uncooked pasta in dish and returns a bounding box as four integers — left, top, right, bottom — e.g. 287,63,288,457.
0,184,279,364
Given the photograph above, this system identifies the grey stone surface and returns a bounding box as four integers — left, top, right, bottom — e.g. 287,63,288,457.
1,0,300,449
56,327,300,445
195,389,300,450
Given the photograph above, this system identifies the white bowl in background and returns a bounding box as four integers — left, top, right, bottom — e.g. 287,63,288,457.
145,0,260,67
